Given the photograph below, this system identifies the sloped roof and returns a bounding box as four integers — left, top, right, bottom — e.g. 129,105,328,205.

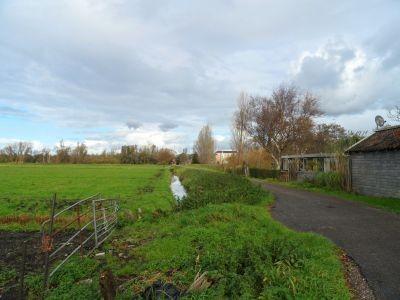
346,125,400,153
215,150,237,153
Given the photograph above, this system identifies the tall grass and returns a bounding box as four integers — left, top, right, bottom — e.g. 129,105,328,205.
307,172,343,190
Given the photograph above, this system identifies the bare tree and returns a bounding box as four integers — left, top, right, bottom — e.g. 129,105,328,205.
194,125,215,164
231,92,252,165
41,148,51,163
248,84,322,169
4,144,17,162
56,140,71,163
157,148,176,164
71,142,88,163
16,142,33,163
388,105,400,122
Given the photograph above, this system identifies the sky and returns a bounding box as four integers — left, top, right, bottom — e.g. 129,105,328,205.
0,0,399,153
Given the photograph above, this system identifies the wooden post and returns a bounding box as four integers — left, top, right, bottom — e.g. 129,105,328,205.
92,199,98,248
77,205,84,257
43,193,56,296
18,240,28,300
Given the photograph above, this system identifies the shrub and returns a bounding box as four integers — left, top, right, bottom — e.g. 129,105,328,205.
249,168,280,179
175,168,270,210
309,172,343,190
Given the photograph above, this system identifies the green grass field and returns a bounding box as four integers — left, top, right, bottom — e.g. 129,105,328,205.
0,164,350,298
0,164,172,230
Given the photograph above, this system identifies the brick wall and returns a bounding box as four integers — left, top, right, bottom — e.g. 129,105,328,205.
350,151,400,199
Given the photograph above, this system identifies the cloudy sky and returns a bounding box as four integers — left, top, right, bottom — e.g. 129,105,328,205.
1,0,399,153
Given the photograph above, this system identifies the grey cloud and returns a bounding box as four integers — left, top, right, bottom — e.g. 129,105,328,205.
126,121,142,130
159,122,178,132
368,20,400,71
0,105,26,117
294,40,357,89
295,56,342,89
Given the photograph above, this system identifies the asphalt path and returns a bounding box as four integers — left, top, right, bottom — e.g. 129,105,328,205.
257,181,400,300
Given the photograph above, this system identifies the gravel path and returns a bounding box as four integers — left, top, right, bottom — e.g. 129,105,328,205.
257,181,400,300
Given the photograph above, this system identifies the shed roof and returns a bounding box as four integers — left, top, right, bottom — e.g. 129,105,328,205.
215,150,237,154
281,153,335,159
346,125,400,153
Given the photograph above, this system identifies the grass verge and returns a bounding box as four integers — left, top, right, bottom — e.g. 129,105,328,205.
267,179,400,214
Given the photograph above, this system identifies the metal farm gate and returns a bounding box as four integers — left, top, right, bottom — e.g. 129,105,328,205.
40,194,119,291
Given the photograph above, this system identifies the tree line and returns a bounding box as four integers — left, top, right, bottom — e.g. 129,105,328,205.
0,140,192,165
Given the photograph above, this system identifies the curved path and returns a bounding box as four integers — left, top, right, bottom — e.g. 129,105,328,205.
257,181,400,300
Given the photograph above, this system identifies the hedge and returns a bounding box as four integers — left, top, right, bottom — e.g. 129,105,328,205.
249,168,280,179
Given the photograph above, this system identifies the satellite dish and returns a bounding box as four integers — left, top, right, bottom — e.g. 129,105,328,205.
375,115,386,129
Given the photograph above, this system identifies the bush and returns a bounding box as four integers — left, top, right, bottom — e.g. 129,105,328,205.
308,172,343,190
175,168,270,210
249,168,280,179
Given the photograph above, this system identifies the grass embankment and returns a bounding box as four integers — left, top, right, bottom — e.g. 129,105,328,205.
268,179,400,214
0,164,172,230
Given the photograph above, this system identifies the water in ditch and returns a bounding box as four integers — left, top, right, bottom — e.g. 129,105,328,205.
170,175,187,202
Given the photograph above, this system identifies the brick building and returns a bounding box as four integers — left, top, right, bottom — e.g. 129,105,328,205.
346,125,400,199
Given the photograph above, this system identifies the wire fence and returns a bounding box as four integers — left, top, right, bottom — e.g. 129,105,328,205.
40,193,119,292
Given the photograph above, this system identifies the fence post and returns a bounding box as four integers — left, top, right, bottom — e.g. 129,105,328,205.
77,205,84,257
18,240,28,300
92,198,98,248
43,193,56,295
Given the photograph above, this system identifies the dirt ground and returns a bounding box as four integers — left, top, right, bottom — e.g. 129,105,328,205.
0,230,95,299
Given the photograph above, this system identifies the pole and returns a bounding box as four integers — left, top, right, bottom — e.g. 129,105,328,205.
18,240,28,300
43,193,56,295
77,205,84,257
92,199,98,248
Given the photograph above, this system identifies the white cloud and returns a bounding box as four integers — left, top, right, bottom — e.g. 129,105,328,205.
0,138,45,151
293,39,400,115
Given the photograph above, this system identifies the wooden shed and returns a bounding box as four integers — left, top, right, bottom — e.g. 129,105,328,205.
346,125,400,199
280,153,338,181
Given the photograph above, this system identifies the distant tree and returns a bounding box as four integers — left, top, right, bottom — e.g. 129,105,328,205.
2,142,32,163
312,124,366,153
231,92,252,166
71,142,88,163
32,147,51,163
194,125,215,164
157,148,176,164
41,148,52,163
389,106,400,122
56,140,71,163
120,145,138,164
191,152,200,164
176,148,190,165
0,148,7,163
16,142,33,163
4,144,17,162
248,84,322,169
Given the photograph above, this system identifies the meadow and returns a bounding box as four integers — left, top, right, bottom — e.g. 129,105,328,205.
0,164,172,230
0,164,350,299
